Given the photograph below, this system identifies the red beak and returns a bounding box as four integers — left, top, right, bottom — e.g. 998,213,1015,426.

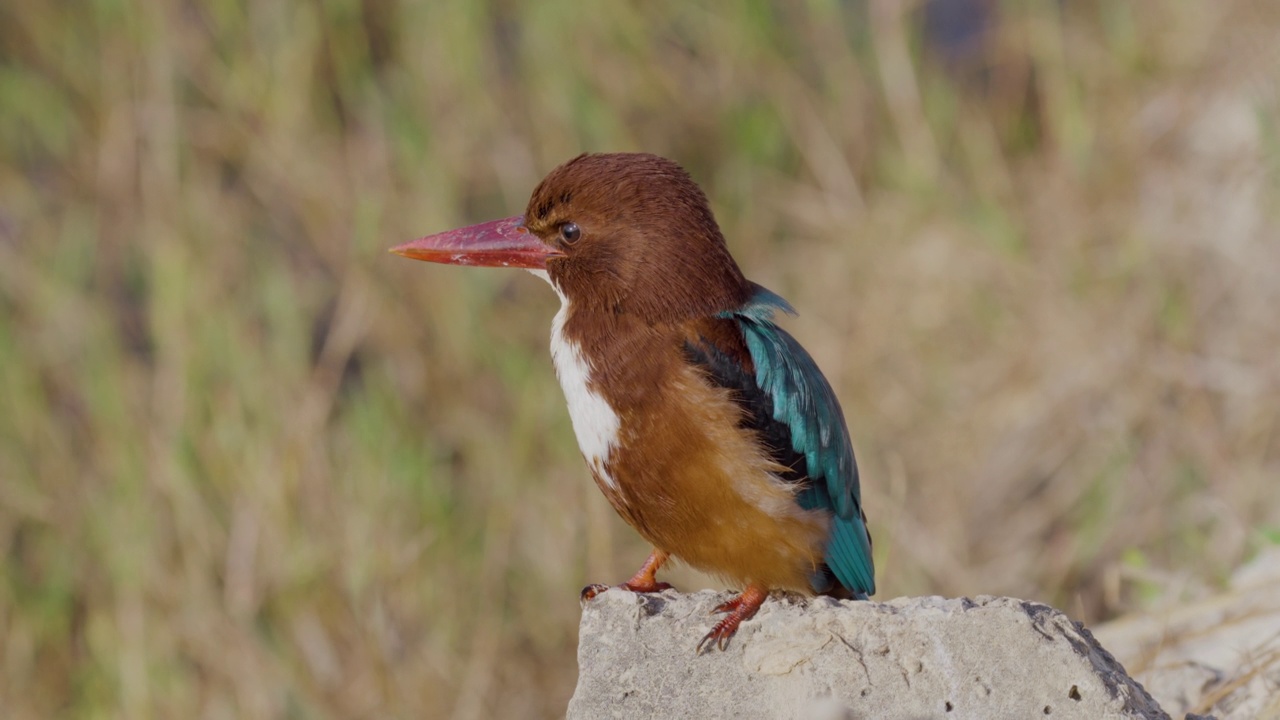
390,215,564,269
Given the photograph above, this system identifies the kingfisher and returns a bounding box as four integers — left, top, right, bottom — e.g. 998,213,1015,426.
392,153,874,652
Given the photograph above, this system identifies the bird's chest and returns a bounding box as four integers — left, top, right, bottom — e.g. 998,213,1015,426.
549,305,624,495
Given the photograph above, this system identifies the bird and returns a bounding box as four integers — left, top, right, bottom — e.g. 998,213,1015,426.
392,153,874,652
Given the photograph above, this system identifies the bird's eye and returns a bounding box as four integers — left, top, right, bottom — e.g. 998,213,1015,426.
560,222,581,244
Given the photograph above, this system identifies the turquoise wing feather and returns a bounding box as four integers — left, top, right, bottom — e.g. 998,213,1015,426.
718,284,875,596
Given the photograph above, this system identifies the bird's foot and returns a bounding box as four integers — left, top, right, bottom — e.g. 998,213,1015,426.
697,584,769,654
580,579,674,603
581,548,673,603
621,579,675,593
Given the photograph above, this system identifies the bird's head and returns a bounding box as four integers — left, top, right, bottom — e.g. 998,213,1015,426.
392,153,750,322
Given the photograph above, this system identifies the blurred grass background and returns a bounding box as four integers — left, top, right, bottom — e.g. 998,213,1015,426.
1,0,1278,717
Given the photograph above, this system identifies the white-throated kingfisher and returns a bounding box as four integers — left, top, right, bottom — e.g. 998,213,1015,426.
392,153,874,652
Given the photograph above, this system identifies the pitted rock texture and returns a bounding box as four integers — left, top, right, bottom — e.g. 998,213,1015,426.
569,591,1169,720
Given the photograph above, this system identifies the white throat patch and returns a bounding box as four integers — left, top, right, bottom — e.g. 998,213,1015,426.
528,270,622,491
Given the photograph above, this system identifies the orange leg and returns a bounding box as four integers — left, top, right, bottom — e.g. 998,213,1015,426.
697,583,769,654
581,548,674,601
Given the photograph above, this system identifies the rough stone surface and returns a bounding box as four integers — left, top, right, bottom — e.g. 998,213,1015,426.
1094,547,1280,720
569,590,1169,719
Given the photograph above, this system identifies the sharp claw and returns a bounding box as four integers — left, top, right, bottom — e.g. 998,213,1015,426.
696,618,738,654
694,585,769,654
696,630,716,655
580,584,610,603
710,597,742,615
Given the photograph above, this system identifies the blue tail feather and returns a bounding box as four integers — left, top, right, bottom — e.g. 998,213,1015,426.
718,284,877,597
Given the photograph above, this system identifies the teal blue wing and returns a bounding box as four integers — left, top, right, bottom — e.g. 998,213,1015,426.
704,284,875,596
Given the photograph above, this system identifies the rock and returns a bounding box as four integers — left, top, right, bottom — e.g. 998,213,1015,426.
569,590,1170,719
1093,547,1280,720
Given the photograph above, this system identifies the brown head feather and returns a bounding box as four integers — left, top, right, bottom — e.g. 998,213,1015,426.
524,153,751,322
